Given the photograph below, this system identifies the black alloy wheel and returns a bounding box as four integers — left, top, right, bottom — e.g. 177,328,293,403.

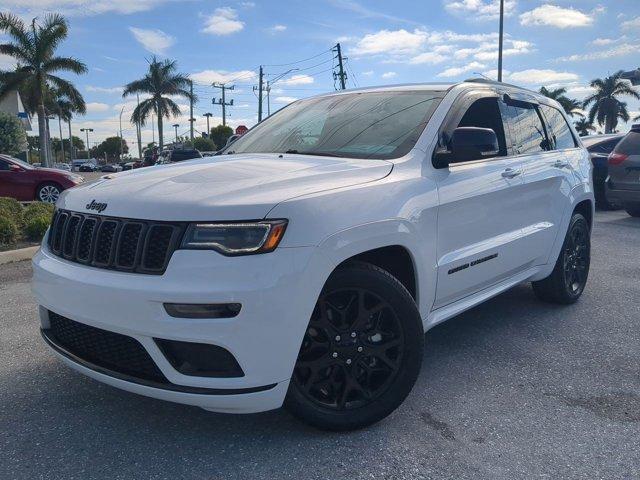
286,262,423,431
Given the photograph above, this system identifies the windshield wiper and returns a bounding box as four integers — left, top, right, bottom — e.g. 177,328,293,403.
284,149,340,157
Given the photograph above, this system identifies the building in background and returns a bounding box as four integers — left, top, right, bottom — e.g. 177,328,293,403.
0,90,32,132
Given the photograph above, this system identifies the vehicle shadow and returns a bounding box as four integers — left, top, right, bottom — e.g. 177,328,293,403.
1,283,576,478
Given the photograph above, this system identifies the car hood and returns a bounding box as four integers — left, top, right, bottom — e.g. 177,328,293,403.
58,153,393,221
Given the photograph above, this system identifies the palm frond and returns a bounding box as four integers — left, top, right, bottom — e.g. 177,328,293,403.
130,98,155,126
43,56,87,75
0,13,33,53
122,77,154,97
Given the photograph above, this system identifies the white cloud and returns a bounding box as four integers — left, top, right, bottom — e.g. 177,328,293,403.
0,54,16,69
437,61,486,78
274,96,297,104
621,16,640,30
351,29,428,56
0,0,169,17
279,74,314,86
409,52,447,65
86,85,123,94
590,37,620,46
381,71,397,79
86,102,110,113
445,0,516,20
361,70,374,76
507,69,579,85
520,4,597,28
129,27,175,55
201,7,244,36
269,25,287,33
190,69,257,85
558,43,635,62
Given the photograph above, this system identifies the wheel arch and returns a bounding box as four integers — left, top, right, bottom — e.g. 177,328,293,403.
34,180,64,201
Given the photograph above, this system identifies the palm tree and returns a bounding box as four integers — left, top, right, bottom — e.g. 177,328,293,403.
583,71,640,134
122,57,195,151
48,88,86,162
574,118,596,137
0,13,87,167
539,86,584,118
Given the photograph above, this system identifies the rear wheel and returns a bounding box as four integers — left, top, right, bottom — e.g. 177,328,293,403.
532,213,590,304
36,183,62,203
624,203,640,217
285,262,423,431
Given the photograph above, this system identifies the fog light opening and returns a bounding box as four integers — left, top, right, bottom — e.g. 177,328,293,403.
164,303,242,319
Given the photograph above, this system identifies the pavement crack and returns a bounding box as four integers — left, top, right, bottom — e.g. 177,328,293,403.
420,411,456,440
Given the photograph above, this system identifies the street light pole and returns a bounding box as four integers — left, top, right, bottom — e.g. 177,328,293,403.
172,124,179,143
119,106,125,162
498,0,504,82
80,128,93,160
203,113,213,136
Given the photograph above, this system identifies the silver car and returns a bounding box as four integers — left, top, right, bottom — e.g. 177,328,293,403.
605,125,640,217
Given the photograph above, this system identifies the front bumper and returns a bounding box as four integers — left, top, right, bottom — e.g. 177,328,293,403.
32,241,326,413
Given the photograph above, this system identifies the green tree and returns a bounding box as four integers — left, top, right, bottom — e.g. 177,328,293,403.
0,111,27,155
574,118,596,137
209,124,233,149
193,136,217,151
122,56,195,151
583,71,640,134
94,136,128,161
48,88,86,161
0,13,87,167
539,86,584,118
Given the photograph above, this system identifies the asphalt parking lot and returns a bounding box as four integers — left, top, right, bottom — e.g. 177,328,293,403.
1,210,639,480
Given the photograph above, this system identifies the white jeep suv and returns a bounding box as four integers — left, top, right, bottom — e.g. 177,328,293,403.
32,80,593,430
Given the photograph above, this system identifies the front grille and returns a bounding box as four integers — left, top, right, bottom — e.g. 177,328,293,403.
48,210,184,274
45,311,167,383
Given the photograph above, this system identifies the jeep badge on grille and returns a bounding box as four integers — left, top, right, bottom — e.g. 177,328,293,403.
86,200,108,213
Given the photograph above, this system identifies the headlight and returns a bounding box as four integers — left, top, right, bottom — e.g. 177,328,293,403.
180,220,288,255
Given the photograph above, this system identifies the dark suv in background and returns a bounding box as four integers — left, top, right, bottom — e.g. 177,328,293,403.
605,125,640,217
582,134,624,209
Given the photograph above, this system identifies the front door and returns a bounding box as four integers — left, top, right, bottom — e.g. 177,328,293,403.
433,94,532,308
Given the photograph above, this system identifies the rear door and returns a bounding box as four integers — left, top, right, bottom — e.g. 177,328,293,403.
503,101,577,266
0,157,33,201
434,91,530,308
608,129,640,193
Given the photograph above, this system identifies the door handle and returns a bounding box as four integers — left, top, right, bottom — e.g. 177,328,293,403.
501,168,522,179
552,160,570,168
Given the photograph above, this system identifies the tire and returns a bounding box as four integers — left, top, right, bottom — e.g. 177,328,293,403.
624,204,640,217
36,182,63,204
285,262,424,431
532,213,590,304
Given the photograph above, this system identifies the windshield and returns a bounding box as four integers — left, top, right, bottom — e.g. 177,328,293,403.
224,90,443,160
3,156,33,169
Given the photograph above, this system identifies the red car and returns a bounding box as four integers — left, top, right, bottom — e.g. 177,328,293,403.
0,154,84,203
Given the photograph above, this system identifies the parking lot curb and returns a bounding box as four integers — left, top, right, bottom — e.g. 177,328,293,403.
0,246,39,265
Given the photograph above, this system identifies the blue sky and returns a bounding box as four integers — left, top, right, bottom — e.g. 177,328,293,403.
2,0,640,150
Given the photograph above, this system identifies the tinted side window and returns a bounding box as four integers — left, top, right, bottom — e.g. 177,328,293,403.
614,131,640,155
540,105,577,150
0,160,9,171
503,105,549,155
453,97,508,163
589,138,621,154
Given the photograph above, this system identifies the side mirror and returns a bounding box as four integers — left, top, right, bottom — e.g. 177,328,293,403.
449,127,499,163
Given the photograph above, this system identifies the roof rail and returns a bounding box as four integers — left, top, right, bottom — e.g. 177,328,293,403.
463,77,531,91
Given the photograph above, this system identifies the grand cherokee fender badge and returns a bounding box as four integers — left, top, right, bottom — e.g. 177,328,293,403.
86,200,108,213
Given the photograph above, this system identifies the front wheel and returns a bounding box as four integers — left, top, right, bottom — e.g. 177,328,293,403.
285,262,424,431
37,183,62,204
532,212,590,304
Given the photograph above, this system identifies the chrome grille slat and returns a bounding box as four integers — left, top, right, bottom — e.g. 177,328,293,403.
47,210,184,275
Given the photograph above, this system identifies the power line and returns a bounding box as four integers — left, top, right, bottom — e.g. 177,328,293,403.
263,48,333,67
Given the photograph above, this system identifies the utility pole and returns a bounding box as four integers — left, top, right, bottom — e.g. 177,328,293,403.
80,128,93,160
136,94,142,160
498,0,504,82
58,116,65,163
212,83,234,127
68,119,74,161
265,68,299,117
203,112,213,135
257,66,264,122
119,106,125,162
172,124,179,143
189,80,195,142
151,113,155,144
333,43,347,90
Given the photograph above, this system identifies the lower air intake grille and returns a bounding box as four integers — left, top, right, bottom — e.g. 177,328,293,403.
45,311,167,383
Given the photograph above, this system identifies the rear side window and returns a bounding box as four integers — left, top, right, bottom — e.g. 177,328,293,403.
614,131,640,155
540,105,577,150
502,104,549,155
587,138,621,154
0,159,9,171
